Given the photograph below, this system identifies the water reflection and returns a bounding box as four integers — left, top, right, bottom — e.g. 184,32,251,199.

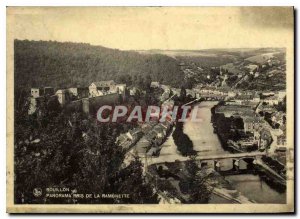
184,101,286,204
225,174,286,203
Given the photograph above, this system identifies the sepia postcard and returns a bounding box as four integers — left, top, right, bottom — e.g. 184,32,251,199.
6,7,294,213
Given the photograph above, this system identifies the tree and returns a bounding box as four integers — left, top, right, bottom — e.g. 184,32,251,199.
117,74,132,86
144,75,152,92
180,157,213,203
14,102,158,204
172,122,196,156
112,158,158,204
184,80,194,89
179,86,186,102
15,40,185,90
276,96,286,112
137,75,144,89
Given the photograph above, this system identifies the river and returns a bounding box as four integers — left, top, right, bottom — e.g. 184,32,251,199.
158,101,286,204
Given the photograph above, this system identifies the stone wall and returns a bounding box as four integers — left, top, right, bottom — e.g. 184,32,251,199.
65,99,83,114
82,93,120,115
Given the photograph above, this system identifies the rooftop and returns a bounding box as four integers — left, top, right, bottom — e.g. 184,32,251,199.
243,116,264,123
215,105,254,114
91,80,115,87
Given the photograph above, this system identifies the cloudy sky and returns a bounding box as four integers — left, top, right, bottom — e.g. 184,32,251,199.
8,7,293,50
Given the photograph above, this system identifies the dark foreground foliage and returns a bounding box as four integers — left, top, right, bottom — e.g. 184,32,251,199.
14,97,158,204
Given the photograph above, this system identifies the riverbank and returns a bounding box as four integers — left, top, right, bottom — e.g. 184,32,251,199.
213,187,252,204
187,101,286,203
146,101,286,203
225,173,286,204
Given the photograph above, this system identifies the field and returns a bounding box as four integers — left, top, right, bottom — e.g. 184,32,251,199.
245,52,280,64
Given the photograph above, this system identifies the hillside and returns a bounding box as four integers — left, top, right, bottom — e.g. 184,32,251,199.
160,48,286,91
14,40,185,89
245,52,280,64
14,41,286,92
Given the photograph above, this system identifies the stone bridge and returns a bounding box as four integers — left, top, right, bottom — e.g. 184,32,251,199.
196,151,265,161
195,151,266,172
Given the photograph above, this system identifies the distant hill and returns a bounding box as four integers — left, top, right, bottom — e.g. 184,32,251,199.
14,40,286,92
137,48,285,63
150,47,286,91
245,52,280,64
137,50,219,58
14,40,185,90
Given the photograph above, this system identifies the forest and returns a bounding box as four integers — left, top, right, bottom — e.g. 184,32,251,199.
14,40,185,90
14,95,158,204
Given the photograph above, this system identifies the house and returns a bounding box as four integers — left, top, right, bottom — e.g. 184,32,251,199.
161,100,175,112
89,80,117,97
259,128,272,150
262,91,275,96
263,96,279,106
44,87,54,96
161,119,173,129
271,112,286,127
235,137,257,150
28,94,58,115
31,87,54,98
256,103,277,114
215,105,255,118
160,91,170,102
150,81,160,88
29,87,56,114
243,116,264,133
56,89,72,105
140,121,157,134
28,96,44,115
234,94,253,104
275,134,287,151
117,133,132,149
267,59,272,66
217,86,230,95
228,137,257,151
186,89,196,98
68,87,89,99
129,87,138,96
277,90,286,101
228,90,237,98
116,84,126,94
135,137,152,156
171,88,181,96
31,88,44,98
246,64,258,73
196,86,218,96
117,128,143,150
237,73,244,78
252,93,260,103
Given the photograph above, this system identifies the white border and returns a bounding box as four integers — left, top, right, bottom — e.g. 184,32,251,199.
1,0,299,218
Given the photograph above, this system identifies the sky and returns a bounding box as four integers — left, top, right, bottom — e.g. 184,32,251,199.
7,7,294,50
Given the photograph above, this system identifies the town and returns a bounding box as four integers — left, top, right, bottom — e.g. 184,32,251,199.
25,76,288,204
13,40,290,205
